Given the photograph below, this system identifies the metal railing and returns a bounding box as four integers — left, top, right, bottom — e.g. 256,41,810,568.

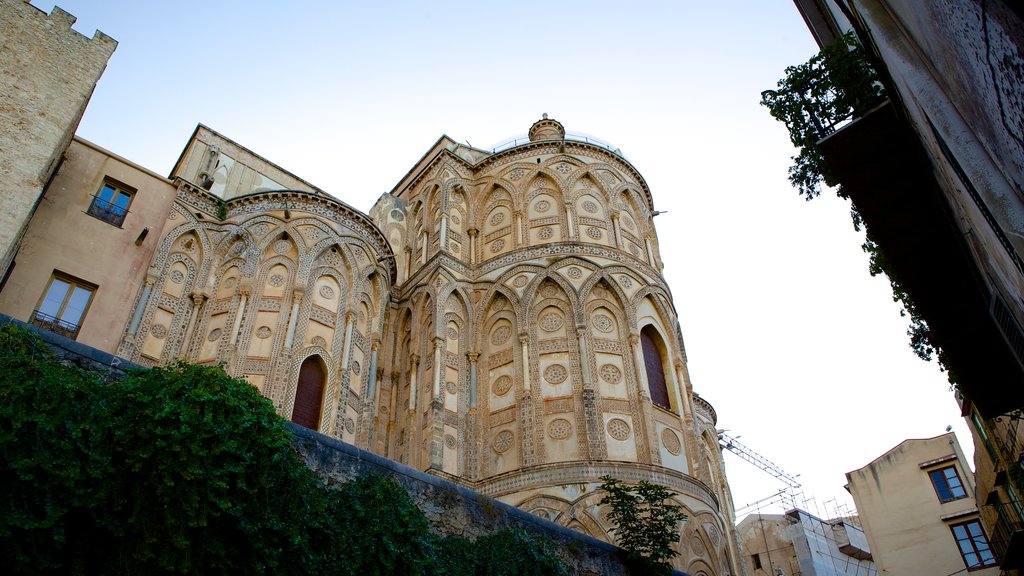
86,195,128,226
29,310,81,340
987,500,1024,569
486,131,628,160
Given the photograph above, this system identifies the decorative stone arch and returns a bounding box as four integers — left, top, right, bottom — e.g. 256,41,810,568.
564,167,615,205
471,283,520,350
516,494,572,524
152,221,212,284
520,269,580,326
590,268,641,326
138,251,199,364
632,285,683,353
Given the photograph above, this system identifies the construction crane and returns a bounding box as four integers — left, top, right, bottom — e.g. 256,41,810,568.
717,430,801,490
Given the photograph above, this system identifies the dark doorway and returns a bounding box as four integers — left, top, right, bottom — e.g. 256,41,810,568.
641,326,671,411
292,356,325,430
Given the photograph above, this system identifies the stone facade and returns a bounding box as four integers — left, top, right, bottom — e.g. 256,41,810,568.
0,0,116,280
0,115,742,574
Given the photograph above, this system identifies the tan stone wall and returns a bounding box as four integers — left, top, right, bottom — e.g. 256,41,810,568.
171,125,323,199
0,0,115,277
0,138,176,353
370,118,740,575
846,433,999,576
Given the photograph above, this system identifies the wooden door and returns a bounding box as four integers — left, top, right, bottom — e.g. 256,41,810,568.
292,356,325,430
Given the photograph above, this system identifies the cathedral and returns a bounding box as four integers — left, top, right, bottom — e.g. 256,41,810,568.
0,8,741,571
1,115,741,575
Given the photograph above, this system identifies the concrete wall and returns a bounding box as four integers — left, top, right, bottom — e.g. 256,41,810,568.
846,433,998,576
290,422,695,576
0,0,116,279
0,137,177,354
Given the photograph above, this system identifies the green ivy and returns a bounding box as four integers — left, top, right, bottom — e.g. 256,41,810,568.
761,34,956,384
599,475,687,576
0,325,570,575
760,32,885,200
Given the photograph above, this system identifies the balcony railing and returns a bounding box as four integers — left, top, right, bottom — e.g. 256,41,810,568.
987,500,1024,569
29,310,81,340
487,131,628,160
86,195,128,227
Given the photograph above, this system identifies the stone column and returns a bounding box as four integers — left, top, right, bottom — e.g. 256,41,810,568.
565,206,575,238
629,332,658,464
229,287,249,345
406,353,420,466
611,213,622,248
519,333,531,392
439,215,448,250
466,351,480,480
467,351,479,408
467,228,478,265
404,246,412,281
179,291,208,359
432,336,444,398
284,288,304,349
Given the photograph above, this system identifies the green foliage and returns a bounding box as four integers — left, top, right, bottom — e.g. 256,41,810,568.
434,528,570,576
760,32,885,200
762,34,957,385
0,325,570,575
599,475,687,575
0,324,326,574
216,199,228,221
320,474,438,576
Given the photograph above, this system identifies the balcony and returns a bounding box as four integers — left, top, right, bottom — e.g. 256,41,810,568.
764,34,1024,418
86,194,128,227
988,500,1024,570
817,100,1024,418
29,309,81,340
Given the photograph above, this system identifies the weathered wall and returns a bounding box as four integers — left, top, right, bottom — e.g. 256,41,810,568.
0,138,177,353
0,0,116,279
290,421,691,576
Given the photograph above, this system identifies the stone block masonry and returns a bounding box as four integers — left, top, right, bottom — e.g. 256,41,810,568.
291,422,693,576
0,0,116,278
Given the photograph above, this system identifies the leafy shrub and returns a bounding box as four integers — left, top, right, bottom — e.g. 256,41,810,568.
599,475,687,575
0,325,570,575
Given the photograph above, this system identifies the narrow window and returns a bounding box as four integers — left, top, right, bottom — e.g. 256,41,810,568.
641,325,672,411
31,272,96,339
86,178,135,227
292,356,326,430
752,553,762,569
929,466,967,502
950,520,997,569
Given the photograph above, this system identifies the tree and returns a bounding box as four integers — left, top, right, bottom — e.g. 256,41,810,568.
599,475,687,575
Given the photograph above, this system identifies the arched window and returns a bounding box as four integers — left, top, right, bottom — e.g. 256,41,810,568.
641,325,671,410
292,356,326,430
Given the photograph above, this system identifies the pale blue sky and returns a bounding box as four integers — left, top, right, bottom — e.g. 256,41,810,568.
31,0,970,519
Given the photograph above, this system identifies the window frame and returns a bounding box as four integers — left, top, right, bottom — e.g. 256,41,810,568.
949,519,998,570
929,465,968,503
30,272,96,340
86,178,135,227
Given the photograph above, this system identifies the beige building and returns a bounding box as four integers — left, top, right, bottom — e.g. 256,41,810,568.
845,433,999,576
737,509,874,576
0,19,744,566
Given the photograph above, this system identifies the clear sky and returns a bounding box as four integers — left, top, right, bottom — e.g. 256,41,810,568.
31,0,971,520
